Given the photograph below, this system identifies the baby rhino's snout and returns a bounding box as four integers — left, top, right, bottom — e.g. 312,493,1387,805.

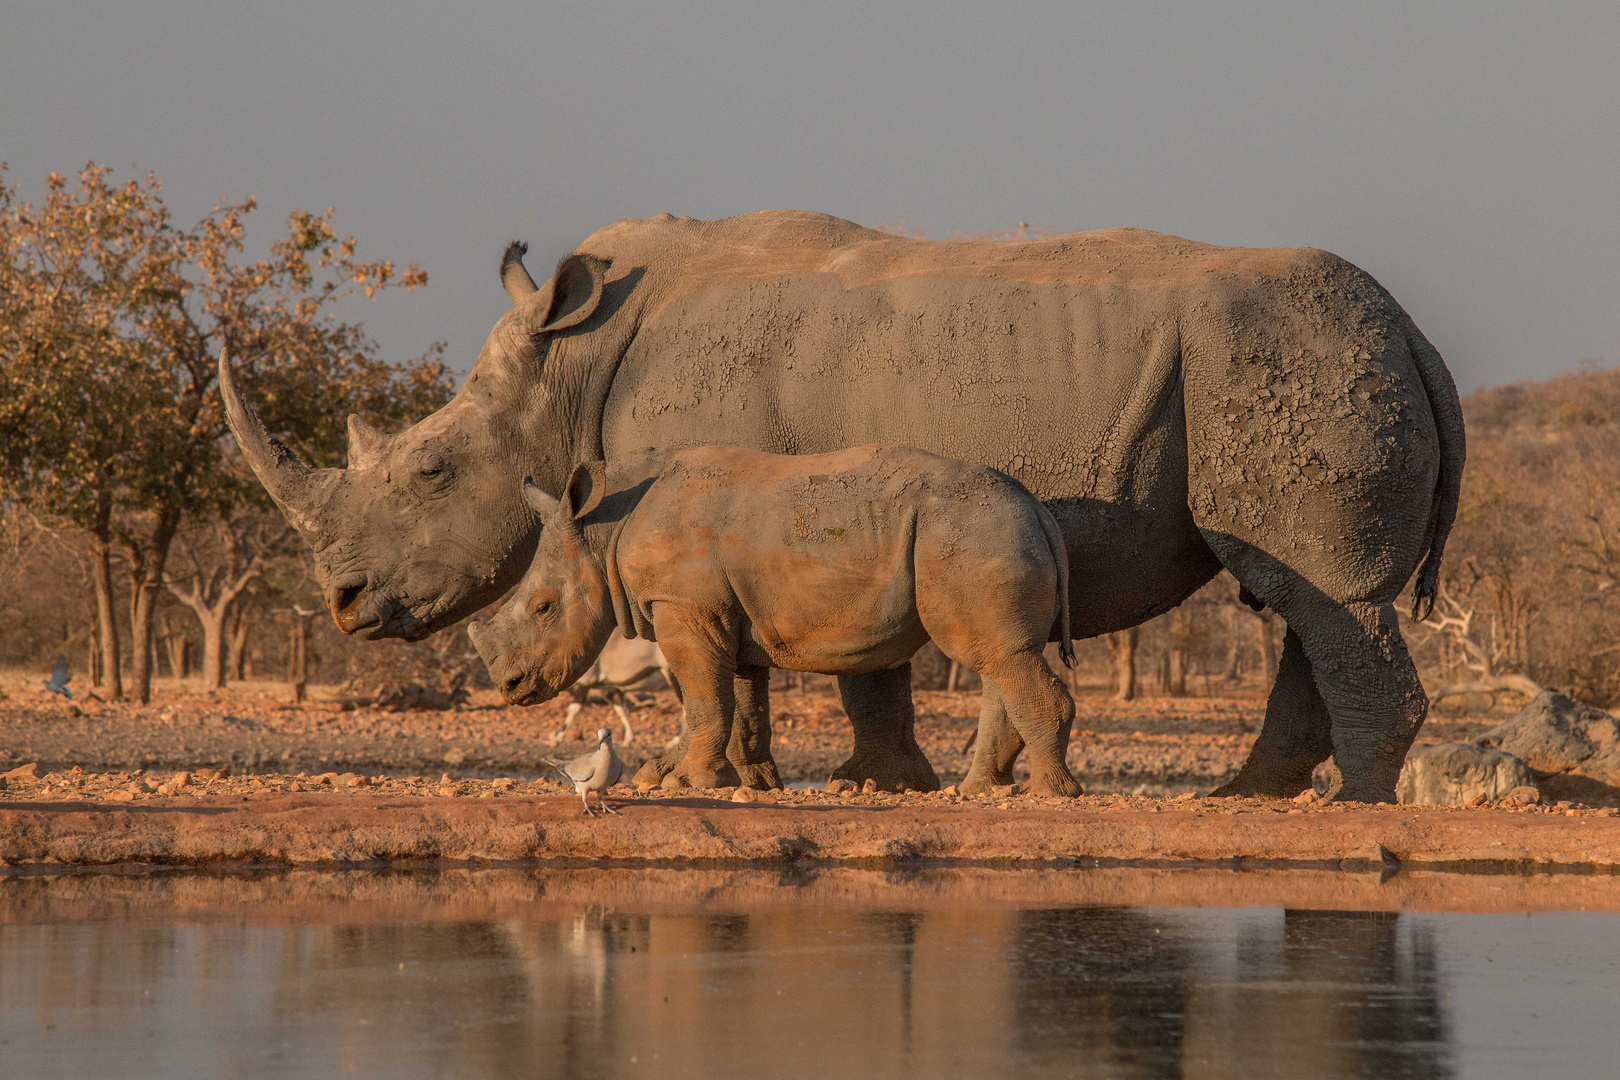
468,615,550,705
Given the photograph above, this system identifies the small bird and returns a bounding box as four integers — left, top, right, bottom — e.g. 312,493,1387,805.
43,656,72,700
543,727,624,816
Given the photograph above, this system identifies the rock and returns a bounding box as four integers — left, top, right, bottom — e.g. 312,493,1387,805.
1477,689,1620,802
992,783,1021,797
491,777,517,791
861,778,879,794
731,787,757,803
108,790,134,803
825,778,857,794
442,748,467,766
437,785,457,798
1292,789,1318,804
636,781,657,793
170,771,192,790
2,763,39,782
940,785,958,796
1397,743,1536,806
337,773,366,788
1508,785,1542,806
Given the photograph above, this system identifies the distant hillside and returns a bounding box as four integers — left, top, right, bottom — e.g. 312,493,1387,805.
1428,365,1620,705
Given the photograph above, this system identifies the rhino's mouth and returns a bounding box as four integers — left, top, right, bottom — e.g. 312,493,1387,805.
499,667,560,707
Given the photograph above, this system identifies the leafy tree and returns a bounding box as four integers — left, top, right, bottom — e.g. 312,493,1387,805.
0,163,453,701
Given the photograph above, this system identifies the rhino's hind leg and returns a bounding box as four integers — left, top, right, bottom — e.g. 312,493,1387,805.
728,665,782,789
830,665,940,793
1208,627,1334,798
1291,599,1427,804
977,652,1082,797
960,685,1023,795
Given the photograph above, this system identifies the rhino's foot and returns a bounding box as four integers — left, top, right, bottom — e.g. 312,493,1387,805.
733,758,782,790
659,757,742,791
632,752,680,788
957,770,1004,797
1023,764,1083,798
1207,761,1317,799
831,744,940,794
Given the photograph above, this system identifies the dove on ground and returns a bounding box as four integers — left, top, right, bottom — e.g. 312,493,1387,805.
43,656,72,700
542,727,623,815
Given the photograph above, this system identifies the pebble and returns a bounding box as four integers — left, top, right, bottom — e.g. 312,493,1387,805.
731,787,758,803
861,778,879,794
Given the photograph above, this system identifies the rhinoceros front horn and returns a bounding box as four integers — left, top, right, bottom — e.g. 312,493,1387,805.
218,347,339,541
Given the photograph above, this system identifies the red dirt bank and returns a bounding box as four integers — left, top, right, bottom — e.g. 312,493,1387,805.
3,791,1617,873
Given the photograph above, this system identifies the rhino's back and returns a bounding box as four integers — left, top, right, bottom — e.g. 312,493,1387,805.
617,443,1035,668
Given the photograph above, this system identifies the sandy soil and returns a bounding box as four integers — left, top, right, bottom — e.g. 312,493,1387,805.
0,674,1509,795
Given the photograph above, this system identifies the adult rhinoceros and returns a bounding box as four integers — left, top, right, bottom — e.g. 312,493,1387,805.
223,210,1462,803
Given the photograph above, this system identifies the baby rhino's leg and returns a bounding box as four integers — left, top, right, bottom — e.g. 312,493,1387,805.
977,653,1081,797
655,631,743,791
728,665,782,790
960,685,1024,795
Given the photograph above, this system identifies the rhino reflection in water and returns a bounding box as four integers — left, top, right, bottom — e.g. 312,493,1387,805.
223,210,1464,802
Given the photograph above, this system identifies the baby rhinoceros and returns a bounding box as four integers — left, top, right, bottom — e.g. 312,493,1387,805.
468,444,1082,796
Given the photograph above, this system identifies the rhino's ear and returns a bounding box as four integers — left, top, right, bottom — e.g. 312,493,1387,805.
521,477,561,521
520,253,610,335
345,414,388,470
562,461,608,522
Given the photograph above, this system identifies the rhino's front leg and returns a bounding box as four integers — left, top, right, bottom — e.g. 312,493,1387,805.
831,664,940,793
631,667,777,788
729,664,782,789
655,635,743,791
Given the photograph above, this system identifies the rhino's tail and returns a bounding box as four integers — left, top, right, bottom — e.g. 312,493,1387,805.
1033,501,1075,668
1402,316,1466,622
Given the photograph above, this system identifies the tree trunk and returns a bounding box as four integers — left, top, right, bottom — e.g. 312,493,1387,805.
1223,638,1242,682
1167,646,1188,697
128,507,181,704
1257,612,1279,684
163,631,189,679
1108,628,1138,702
228,606,251,681
90,499,122,700
196,606,227,689
288,615,310,703
89,615,103,688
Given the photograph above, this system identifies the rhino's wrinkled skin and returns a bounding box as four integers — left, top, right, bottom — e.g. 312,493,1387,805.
224,210,1464,803
469,445,1083,795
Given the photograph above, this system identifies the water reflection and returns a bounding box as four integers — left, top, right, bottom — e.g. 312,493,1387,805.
1,870,1616,1079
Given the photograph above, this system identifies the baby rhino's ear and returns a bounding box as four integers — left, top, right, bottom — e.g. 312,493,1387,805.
562,461,608,522
521,477,561,520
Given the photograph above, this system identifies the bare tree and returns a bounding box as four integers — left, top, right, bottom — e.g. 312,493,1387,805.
165,513,292,689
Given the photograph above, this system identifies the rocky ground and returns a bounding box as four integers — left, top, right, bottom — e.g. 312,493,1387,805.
0,672,1511,795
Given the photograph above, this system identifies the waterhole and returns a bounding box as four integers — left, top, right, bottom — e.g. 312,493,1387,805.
1,868,1616,1078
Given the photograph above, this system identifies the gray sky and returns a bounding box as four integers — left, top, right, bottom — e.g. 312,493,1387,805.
3,1,1616,392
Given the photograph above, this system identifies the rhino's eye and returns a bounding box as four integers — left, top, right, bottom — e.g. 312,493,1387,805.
408,449,454,492
531,597,556,619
